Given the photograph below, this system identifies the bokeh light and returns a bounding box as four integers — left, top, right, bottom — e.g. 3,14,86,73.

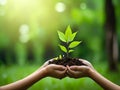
55,2,66,12
0,0,7,6
19,24,30,43
80,2,87,10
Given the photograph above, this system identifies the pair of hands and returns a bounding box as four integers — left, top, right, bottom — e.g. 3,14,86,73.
41,59,94,79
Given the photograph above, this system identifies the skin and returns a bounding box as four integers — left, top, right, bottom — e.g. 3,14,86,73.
0,59,120,90
67,59,120,90
0,59,67,90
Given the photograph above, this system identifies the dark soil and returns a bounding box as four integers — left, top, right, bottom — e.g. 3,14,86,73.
48,57,86,66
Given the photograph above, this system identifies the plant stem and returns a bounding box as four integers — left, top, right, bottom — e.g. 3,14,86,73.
66,42,69,58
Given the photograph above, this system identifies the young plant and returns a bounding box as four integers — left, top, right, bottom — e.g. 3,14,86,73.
57,25,82,58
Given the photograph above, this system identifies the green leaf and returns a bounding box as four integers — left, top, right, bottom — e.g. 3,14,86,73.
59,55,62,59
65,25,72,42
57,31,66,42
68,49,74,53
70,32,77,41
69,41,82,48
59,45,67,53
54,57,58,60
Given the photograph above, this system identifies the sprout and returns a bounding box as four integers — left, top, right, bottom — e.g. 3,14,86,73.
57,25,82,58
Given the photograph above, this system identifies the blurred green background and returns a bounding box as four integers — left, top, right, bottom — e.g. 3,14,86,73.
0,0,120,90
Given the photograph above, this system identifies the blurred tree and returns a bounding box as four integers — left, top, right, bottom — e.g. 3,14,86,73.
105,0,118,71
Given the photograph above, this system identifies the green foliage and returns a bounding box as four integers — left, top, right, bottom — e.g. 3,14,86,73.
57,31,66,42
57,25,82,57
54,55,62,60
68,49,74,53
59,55,62,59
69,41,82,48
59,45,67,53
65,25,72,42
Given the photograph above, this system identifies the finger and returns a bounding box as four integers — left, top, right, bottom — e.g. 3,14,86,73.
79,59,93,67
67,66,76,74
69,66,80,71
64,67,67,73
70,65,89,71
53,65,66,71
40,62,49,68
66,70,74,78
41,59,55,68
67,66,81,74
49,58,54,62
55,70,66,78
67,69,85,78
67,69,82,78
43,59,54,66
78,59,89,66
55,67,67,74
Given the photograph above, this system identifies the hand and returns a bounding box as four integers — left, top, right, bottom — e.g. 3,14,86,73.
40,59,67,79
44,64,67,79
40,59,54,68
67,59,94,78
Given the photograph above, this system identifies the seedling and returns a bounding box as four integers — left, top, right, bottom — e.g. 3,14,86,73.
57,25,82,58
49,25,85,66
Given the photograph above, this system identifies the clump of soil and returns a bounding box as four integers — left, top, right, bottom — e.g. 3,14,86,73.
49,57,86,66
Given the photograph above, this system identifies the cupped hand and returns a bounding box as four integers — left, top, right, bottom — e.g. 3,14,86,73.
67,59,94,78
39,59,67,79
44,64,67,79
40,59,94,79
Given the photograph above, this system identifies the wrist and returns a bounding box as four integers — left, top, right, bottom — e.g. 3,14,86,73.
37,67,48,78
87,68,96,78
41,67,49,77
